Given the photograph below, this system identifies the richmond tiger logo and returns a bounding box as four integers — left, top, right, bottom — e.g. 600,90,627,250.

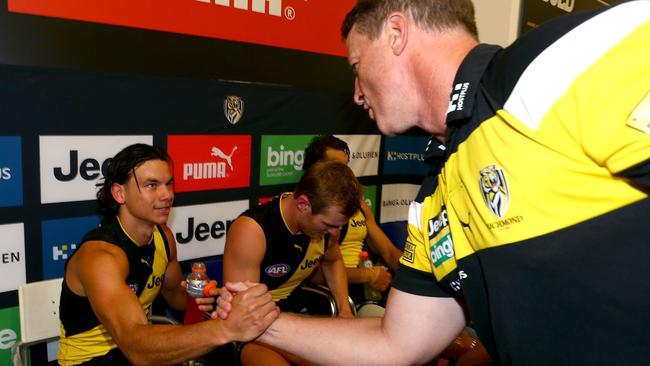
223,96,244,125
479,164,510,218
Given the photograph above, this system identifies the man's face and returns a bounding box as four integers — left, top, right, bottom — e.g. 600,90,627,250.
299,203,349,241
117,159,174,226
346,26,417,135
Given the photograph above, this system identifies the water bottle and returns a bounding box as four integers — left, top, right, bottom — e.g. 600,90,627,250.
186,262,214,298
359,251,382,302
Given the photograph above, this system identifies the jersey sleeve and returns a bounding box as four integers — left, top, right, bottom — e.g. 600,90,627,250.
393,190,454,298
578,22,650,188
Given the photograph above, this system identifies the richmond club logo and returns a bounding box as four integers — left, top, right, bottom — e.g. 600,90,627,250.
479,164,510,218
224,96,244,125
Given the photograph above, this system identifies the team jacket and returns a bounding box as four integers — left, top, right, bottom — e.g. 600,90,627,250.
240,194,327,303
393,2,650,365
58,217,170,365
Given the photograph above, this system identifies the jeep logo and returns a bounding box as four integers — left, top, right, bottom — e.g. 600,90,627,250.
176,217,233,244
53,150,111,182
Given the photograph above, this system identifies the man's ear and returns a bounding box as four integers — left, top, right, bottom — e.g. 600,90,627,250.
111,183,126,205
296,195,312,214
386,12,408,56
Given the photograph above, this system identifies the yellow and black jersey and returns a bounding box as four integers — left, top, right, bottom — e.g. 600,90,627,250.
58,217,170,365
393,2,650,365
241,193,327,304
338,209,367,268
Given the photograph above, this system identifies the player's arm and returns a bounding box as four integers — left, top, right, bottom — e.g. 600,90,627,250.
320,232,353,317
260,287,467,366
69,241,277,366
159,225,191,311
223,216,266,284
361,201,402,272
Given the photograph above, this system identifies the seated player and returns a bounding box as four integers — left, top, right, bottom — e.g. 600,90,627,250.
223,160,363,366
303,135,402,312
58,143,278,365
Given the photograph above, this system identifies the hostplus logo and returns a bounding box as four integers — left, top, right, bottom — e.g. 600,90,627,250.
183,146,239,181
386,151,424,161
53,243,77,261
42,215,101,279
195,0,295,19
448,82,469,113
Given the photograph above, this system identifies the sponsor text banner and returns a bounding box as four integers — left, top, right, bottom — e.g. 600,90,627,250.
168,135,251,193
379,184,420,224
8,0,354,57
39,135,152,204
335,134,380,177
259,135,313,186
0,307,20,363
0,136,23,207
168,200,249,260
0,223,25,293
383,136,429,176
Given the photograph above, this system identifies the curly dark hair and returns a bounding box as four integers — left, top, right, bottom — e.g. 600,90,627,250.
95,143,172,217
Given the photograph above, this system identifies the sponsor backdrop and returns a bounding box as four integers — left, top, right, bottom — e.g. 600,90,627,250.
0,63,428,364
0,137,23,208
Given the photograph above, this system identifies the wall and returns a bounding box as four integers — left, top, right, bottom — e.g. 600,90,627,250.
475,0,522,46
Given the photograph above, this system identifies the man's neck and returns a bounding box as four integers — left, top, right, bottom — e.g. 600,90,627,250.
116,213,154,246
415,29,479,139
280,193,300,235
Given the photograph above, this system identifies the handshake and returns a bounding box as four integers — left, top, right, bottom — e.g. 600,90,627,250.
184,278,280,344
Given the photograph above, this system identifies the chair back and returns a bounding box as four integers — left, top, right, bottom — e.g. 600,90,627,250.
18,278,63,344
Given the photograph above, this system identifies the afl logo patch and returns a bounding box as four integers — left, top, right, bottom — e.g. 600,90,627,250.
479,164,510,218
224,95,244,125
265,263,290,277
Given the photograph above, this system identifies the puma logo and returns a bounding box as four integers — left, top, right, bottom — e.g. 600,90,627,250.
140,258,151,267
294,243,303,252
211,146,238,170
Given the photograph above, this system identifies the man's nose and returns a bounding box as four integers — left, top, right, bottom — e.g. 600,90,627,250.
159,185,174,200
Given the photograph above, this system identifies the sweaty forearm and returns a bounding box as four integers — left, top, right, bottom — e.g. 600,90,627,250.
321,261,351,315
260,313,408,366
116,319,233,366
346,267,378,285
